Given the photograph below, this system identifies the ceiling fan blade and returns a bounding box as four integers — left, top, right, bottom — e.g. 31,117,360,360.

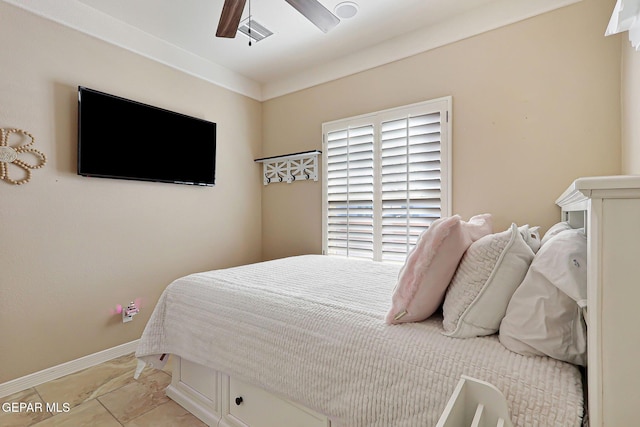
284,0,340,33
216,0,247,38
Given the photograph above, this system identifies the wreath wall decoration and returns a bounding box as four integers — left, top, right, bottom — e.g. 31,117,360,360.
0,128,47,185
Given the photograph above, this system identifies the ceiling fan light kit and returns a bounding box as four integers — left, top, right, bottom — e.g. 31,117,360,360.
238,18,273,43
216,0,341,40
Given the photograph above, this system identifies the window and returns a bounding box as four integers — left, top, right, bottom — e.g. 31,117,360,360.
322,97,451,262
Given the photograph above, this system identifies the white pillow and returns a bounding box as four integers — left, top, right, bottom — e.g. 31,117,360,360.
540,221,572,246
442,223,535,338
518,224,541,253
499,228,587,366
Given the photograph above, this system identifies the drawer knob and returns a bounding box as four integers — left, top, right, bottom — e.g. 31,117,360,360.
235,396,243,406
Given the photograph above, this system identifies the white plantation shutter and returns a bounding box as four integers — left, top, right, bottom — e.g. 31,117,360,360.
323,97,451,262
325,124,375,259
379,112,443,262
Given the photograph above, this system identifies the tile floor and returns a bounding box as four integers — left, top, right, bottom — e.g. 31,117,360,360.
0,353,207,427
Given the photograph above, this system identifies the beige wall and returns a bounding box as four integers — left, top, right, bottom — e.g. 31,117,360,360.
622,40,640,174
262,0,621,261
0,0,626,384
0,3,263,383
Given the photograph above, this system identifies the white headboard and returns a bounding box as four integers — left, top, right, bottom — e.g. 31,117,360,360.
555,175,640,427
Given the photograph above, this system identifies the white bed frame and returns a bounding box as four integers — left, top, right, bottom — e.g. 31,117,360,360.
166,356,330,427
555,175,640,427
165,176,640,427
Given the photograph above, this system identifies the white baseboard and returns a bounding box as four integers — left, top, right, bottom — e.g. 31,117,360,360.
0,340,139,398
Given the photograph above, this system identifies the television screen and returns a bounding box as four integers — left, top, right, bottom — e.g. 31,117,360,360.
78,86,216,186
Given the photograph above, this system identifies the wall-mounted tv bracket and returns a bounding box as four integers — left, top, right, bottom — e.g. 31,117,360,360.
0,128,47,185
255,150,321,186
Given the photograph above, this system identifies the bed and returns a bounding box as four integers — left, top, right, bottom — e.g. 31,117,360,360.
135,176,640,427
135,254,583,426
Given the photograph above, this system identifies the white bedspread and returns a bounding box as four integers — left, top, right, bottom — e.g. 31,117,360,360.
136,255,583,427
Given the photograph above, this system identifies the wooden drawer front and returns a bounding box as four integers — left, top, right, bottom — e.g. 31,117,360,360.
179,358,217,401
228,378,329,427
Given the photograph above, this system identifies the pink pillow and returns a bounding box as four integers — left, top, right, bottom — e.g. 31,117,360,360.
385,214,493,324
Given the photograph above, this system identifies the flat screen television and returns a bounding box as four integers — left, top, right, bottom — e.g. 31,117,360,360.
78,86,216,186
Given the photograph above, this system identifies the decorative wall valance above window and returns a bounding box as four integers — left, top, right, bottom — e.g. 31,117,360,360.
606,0,640,50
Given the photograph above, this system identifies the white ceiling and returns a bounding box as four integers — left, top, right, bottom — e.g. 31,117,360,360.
5,0,580,100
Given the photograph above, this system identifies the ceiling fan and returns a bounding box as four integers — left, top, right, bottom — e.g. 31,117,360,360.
216,0,340,38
